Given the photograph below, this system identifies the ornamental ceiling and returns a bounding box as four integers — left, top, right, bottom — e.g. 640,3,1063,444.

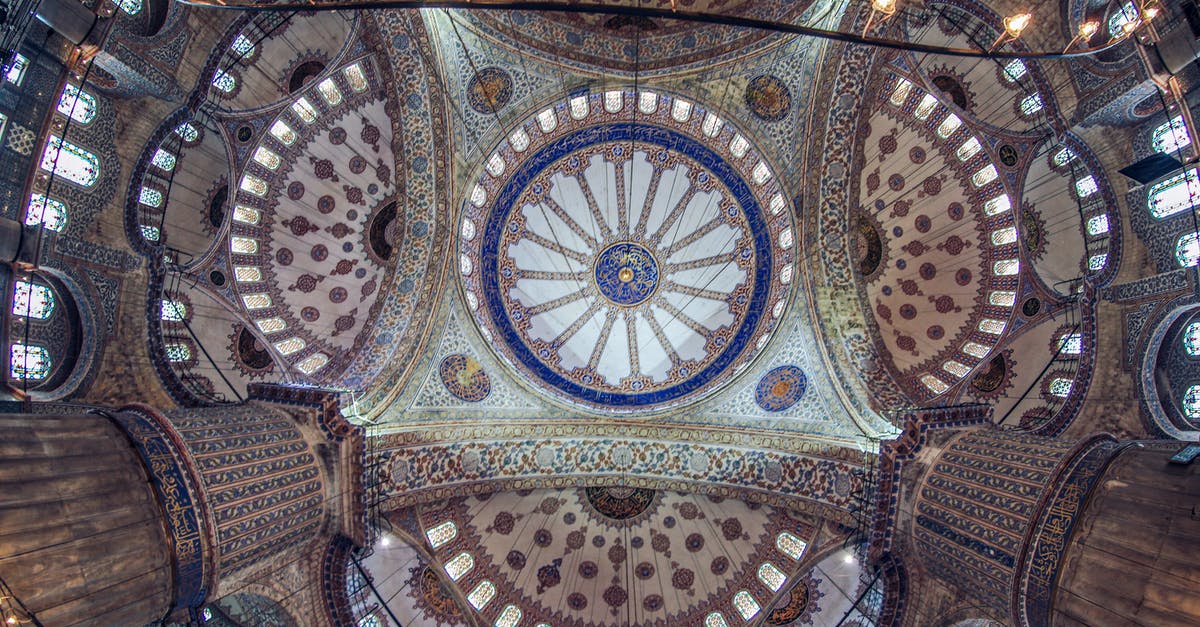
115,0,1127,622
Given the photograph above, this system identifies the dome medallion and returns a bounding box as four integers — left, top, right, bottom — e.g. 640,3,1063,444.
459,90,796,414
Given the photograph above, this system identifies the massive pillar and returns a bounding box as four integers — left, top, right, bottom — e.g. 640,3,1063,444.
869,406,1199,626
0,384,365,625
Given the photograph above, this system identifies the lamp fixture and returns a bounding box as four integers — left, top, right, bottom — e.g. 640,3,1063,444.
990,11,1033,51
862,0,899,35
1064,20,1100,53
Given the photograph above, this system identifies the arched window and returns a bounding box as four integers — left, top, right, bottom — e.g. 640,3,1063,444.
57,84,96,124
161,299,188,321
296,353,328,374
705,613,729,627
26,194,66,231
212,70,237,93
165,343,192,362
757,562,787,592
1075,176,1099,198
317,78,342,106
1002,59,1027,82
13,281,54,319
467,581,495,610
1176,232,1200,267
776,532,807,560
494,605,521,627
151,149,176,172
1088,253,1108,271
1019,93,1044,116
425,521,457,549
732,591,761,621
1056,331,1083,355
444,552,474,581
5,53,28,86
141,225,161,241
343,63,369,92
1183,385,1200,418
1048,377,1073,398
231,34,256,57
139,187,164,208
40,135,100,187
1184,321,1200,356
1153,115,1191,154
175,122,200,143
116,0,142,15
1149,169,1200,219
1108,1,1139,37
10,343,50,380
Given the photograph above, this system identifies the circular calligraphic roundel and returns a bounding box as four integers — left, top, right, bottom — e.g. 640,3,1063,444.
458,90,797,413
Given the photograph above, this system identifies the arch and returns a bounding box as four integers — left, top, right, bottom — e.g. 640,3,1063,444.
4,268,100,401
1139,299,1200,439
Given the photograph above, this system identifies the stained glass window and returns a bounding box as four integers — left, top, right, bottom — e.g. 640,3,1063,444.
26,194,66,231
984,195,1011,216
943,360,970,377
1181,384,1200,419
972,165,999,187
672,98,693,122
13,281,53,319
1053,147,1075,166
231,34,255,57
1149,169,1200,219
936,114,961,138
991,226,1018,245
10,344,49,380
993,259,1019,276
242,293,272,310
344,63,369,92
5,53,28,85
357,616,379,627
292,97,318,123
256,317,286,334
1153,115,1191,154
921,374,950,394
1057,332,1083,355
160,299,187,321
569,95,588,120
1002,59,1027,82
638,91,658,114
240,174,268,197
605,90,624,113
165,343,192,362
274,337,305,355
212,69,237,93
201,608,213,622
1048,377,1073,397
426,521,457,548
757,563,787,592
1075,176,1099,198
444,552,474,581
1088,253,1108,270
233,205,261,225
117,0,142,15
732,591,761,621
963,341,991,359
58,84,96,124
494,604,521,627
139,187,163,208
1019,93,1044,116
509,128,530,152
470,185,486,207
40,135,100,187
705,613,729,627
1087,214,1110,235
978,318,1007,334
957,137,982,161
467,581,495,610
151,149,176,172
776,532,807,560
1184,322,1200,356
730,134,750,158
318,78,342,106
1108,1,1139,37
752,162,772,185
486,153,505,177
1177,232,1200,267
270,120,297,145
989,291,1016,307
889,78,913,105
176,122,199,143
253,147,281,170
141,225,160,241
231,237,258,254
296,353,328,374
914,93,938,120
702,112,723,137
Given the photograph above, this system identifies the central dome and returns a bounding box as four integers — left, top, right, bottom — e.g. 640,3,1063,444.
459,90,796,413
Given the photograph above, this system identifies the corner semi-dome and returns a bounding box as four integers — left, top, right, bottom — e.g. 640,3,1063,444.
457,89,797,414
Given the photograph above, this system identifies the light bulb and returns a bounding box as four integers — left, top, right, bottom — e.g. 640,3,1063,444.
871,0,898,16
1004,12,1033,39
1078,21,1099,39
